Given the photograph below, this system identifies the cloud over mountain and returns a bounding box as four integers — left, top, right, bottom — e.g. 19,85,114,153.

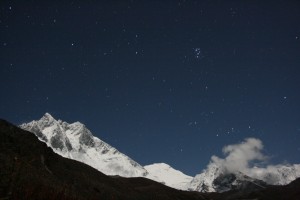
211,138,267,174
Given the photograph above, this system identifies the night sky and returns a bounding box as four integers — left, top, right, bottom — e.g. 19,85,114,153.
1,1,300,176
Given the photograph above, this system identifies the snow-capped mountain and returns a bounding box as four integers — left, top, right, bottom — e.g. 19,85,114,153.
145,163,193,190
20,113,148,177
20,113,194,191
188,163,221,192
188,163,267,193
250,164,300,185
188,162,300,193
211,171,268,192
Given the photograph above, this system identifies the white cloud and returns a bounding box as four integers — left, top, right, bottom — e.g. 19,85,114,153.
211,138,267,173
207,138,300,185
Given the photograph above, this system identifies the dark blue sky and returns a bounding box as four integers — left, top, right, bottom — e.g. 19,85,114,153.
1,0,300,176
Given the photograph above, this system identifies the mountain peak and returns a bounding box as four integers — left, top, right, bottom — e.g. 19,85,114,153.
42,112,54,120
39,112,57,126
20,114,148,178
145,163,193,190
148,163,172,169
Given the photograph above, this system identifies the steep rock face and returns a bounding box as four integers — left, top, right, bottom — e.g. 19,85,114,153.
188,163,222,192
211,171,267,192
20,113,148,177
145,163,193,190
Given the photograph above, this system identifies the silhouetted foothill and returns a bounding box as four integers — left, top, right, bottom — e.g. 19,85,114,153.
0,119,300,200
0,119,206,200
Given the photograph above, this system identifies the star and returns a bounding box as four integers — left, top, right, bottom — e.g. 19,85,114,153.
194,48,204,59
2,0,300,178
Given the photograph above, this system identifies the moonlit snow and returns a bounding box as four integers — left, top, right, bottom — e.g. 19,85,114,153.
188,138,300,192
20,114,300,192
20,113,148,177
20,113,191,190
145,163,193,190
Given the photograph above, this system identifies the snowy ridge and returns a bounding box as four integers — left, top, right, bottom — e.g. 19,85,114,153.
249,164,300,185
145,163,193,190
187,163,268,193
20,113,148,177
21,113,300,193
188,163,221,192
188,162,300,193
20,113,194,190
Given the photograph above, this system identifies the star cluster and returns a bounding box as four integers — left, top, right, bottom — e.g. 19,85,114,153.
1,1,300,175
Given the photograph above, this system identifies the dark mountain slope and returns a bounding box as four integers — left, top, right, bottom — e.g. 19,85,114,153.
1,118,300,200
0,119,206,200
209,177,300,200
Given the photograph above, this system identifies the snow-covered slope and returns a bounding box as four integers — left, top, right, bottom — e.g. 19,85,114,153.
145,163,193,190
188,162,300,193
20,113,195,191
250,164,300,185
188,163,222,192
188,163,267,193
20,113,148,177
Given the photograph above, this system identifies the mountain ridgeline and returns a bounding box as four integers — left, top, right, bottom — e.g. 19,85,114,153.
1,114,300,199
20,113,147,178
0,119,206,200
19,113,192,190
20,113,300,193
0,120,300,200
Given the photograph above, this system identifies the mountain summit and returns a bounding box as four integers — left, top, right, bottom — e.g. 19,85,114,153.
1,119,209,200
20,113,193,190
188,162,300,193
20,113,148,177
20,113,300,193
3,118,300,200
